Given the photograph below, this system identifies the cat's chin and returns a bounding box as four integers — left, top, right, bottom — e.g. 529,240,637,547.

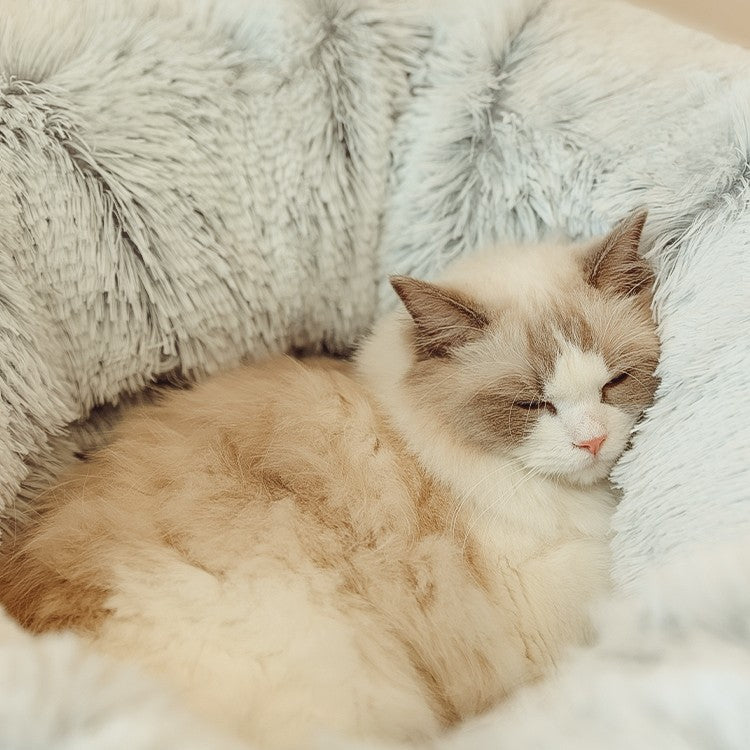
512,444,622,488
560,460,616,487
518,460,614,488
565,469,611,487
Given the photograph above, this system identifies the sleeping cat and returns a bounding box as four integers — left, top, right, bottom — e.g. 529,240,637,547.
0,211,659,749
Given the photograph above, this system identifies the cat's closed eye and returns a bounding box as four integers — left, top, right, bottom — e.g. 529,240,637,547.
602,372,631,404
515,401,557,415
605,372,629,387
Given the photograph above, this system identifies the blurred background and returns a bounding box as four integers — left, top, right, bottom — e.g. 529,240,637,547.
630,0,750,47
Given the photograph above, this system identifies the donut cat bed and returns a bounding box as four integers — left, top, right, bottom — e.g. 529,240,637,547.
0,0,748,747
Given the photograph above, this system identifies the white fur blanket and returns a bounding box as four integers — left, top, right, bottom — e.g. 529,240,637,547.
1,0,749,747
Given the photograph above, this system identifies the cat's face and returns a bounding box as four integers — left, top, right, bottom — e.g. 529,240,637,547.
391,211,660,486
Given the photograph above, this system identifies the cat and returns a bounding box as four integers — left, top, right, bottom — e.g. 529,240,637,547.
0,210,659,750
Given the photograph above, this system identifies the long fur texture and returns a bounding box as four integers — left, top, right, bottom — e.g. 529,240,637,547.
0,0,422,525
4,537,750,750
0,0,748,747
346,537,750,750
427,536,750,750
0,228,659,747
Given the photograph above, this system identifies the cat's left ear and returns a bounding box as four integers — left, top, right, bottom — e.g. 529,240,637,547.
390,275,489,358
584,210,654,298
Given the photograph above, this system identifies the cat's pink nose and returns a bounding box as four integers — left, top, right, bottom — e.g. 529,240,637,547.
575,435,607,456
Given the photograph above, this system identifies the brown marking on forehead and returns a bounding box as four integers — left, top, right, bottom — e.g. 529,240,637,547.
522,300,597,384
550,304,595,351
524,322,558,384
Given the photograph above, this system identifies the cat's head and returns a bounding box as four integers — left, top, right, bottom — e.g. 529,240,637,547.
372,211,660,487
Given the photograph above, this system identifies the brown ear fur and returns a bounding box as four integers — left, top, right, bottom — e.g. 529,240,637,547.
390,276,488,359
585,210,653,298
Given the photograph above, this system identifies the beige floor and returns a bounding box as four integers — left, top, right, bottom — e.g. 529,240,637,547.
628,0,750,47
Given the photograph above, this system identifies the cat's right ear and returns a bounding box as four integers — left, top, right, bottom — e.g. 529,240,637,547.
584,210,653,298
390,275,489,359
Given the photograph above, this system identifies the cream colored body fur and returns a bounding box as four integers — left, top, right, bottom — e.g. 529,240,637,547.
89,361,612,748
0,215,659,749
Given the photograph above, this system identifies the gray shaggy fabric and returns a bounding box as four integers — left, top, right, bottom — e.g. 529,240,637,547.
380,0,750,588
0,0,420,525
0,0,750,747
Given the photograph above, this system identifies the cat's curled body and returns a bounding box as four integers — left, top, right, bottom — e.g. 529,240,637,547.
0,213,659,749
